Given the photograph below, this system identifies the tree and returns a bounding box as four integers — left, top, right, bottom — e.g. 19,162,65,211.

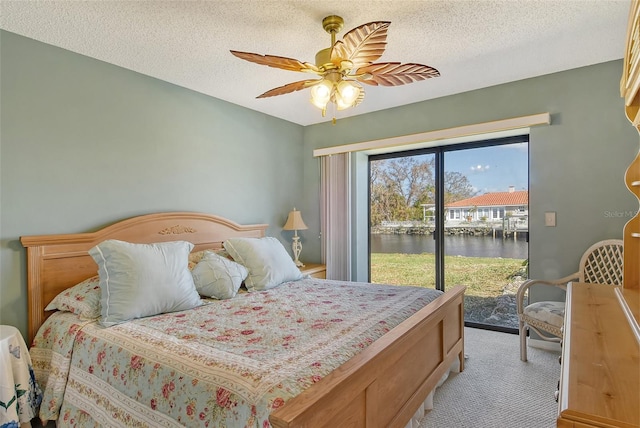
370,157,435,223
369,156,476,226
387,158,434,206
444,171,476,204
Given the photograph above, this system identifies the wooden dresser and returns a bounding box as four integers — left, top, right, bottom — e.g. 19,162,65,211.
556,3,640,427
557,283,639,427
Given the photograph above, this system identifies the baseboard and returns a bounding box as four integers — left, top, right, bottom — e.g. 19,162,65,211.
528,338,561,352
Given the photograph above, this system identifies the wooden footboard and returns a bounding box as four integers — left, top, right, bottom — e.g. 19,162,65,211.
270,285,465,428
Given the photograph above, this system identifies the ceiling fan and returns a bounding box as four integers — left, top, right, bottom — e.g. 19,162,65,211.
230,15,440,122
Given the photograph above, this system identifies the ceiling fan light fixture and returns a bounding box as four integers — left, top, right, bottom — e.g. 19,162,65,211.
335,80,360,109
230,15,439,122
310,79,332,110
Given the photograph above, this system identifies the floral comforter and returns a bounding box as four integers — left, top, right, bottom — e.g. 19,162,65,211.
30,278,442,427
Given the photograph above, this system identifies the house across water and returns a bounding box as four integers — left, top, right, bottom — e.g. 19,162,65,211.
379,186,528,237
444,186,528,225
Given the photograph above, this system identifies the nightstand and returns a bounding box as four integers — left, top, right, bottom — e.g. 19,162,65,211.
299,263,326,279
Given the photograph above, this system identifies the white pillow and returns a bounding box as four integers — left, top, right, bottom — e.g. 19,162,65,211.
191,250,248,299
89,239,202,327
224,237,303,291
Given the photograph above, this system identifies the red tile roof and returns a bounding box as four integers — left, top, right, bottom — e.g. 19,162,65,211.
446,190,528,207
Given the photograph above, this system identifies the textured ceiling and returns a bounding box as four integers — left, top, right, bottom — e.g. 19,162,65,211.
0,1,632,126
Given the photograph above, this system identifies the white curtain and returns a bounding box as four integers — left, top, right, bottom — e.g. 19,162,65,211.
320,153,351,280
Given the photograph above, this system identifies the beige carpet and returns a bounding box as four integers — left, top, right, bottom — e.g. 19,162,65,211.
419,327,561,428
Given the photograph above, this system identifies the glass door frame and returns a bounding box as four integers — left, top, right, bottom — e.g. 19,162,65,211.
368,135,529,332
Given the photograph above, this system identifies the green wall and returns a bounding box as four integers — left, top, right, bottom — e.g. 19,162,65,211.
0,31,304,338
2,29,637,340
302,60,638,305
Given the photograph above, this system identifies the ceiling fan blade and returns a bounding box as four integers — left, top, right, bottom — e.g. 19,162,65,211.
230,50,320,74
256,79,320,98
331,22,390,70
355,62,440,86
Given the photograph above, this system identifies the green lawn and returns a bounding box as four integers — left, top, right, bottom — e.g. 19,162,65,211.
370,253,526,298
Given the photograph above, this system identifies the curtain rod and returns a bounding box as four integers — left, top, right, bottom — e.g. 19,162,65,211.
313,112,551,157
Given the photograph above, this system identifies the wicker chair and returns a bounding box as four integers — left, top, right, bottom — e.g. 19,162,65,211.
517,239,624,361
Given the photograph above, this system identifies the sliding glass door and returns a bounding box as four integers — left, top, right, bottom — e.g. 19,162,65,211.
369,136,529,332
369,153,438,288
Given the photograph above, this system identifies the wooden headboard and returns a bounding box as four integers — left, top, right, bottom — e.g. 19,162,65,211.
20,212,268,343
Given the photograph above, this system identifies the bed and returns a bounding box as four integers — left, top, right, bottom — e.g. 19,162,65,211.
21,211,465,428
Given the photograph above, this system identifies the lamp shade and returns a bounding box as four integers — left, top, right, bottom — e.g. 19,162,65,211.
310,80,332,109
283,209,308,231
335,80,360,110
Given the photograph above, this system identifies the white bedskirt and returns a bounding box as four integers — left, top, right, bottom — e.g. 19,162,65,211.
403,356,461,428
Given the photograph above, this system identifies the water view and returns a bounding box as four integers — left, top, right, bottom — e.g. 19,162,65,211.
370,234,528,259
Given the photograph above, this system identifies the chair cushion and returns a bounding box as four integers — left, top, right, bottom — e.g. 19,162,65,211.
523,301,565,328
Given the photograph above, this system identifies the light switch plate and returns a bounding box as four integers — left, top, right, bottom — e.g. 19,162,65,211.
545,212,556,227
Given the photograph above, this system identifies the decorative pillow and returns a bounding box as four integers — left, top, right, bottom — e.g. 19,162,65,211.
89,240,202,327
44,275,101,319
188,248,232,270
223,237,303,291
191,250,248,299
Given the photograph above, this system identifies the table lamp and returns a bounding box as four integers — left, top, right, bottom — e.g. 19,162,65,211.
283,208,308,267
